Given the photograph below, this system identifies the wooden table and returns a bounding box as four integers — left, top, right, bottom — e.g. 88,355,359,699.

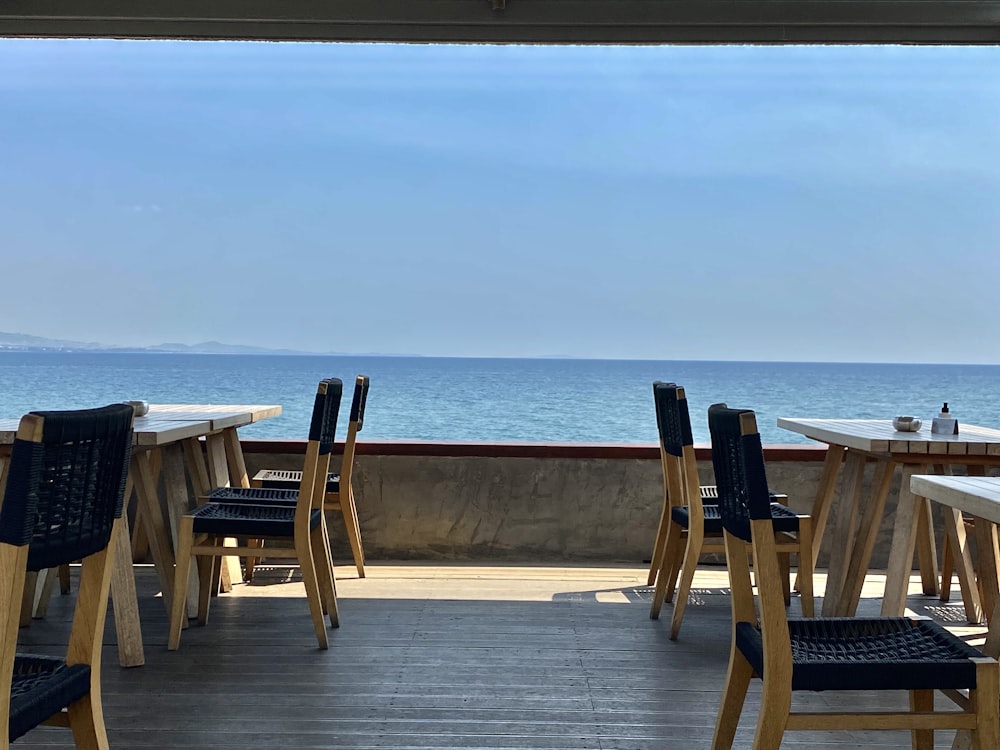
0,404,281,667
777,418,1000,619
903,475,1000,750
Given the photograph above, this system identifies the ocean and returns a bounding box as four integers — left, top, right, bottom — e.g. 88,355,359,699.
1,352,998,446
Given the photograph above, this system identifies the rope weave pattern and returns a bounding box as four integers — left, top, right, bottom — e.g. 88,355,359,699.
254,470,341,494
307,378,343,455
788,618,983,664
708,404,772,542
350,375,370,431
652,382,692,458
0,405,133,571
209,487,299,503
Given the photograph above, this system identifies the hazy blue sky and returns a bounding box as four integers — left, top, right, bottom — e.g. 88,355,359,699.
1,41,998,363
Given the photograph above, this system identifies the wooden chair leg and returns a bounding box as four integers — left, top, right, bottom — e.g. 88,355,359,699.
669,526,704,640
167,518,195,650
650,522,683,618
339,488,366,578
294,535,329,650
711,651,753,750
311,523,340,628
244,538,263,583
779,552,792,606
201,538,223,623
909,689,934,750
797,519,815,618
67,692,109,750
58,563,72,595
208,537,224,602
972,657,1000,750
647,501,672,587
662,527,686,606
752,676,791,750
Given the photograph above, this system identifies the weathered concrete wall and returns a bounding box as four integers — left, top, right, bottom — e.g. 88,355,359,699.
245,446,905,566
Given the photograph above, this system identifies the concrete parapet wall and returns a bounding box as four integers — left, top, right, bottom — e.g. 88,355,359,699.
241,441,909,568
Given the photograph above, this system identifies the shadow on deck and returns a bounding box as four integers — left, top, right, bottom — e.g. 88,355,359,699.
14,563,987,749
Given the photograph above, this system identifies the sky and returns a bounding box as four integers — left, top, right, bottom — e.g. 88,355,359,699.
0,40,998,363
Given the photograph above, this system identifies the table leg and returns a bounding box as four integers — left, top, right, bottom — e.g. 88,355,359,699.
108,509,145,667
942,505,983,624
915,495,940,596
182,437,211,499
837,458,896,616
158,445,199,620
974,519,1000,626
821,450,867,616
128,449,160,563
224,428,251,488
808,445,846,572
881,463,928,616
131,451,175,616
180,436,220,607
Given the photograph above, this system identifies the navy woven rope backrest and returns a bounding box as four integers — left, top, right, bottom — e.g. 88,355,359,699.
350,375,370,432
307,378,343,455
707,403,771,543
0,404,133,571
652,382,692,459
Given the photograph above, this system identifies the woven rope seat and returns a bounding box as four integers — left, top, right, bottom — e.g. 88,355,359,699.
208,487,299,504
255,469,341,494
189,498,321,538
671,500,799,535
9,656,91,743
737,615,984,693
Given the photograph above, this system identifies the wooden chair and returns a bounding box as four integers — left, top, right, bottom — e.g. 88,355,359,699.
0,404,134,749
648,384,813,639
647,380,717,587
707,403,1000,750
167,378,343,651
251,374,369,578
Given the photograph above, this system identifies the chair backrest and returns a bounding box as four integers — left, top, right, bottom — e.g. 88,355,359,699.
0,404,134,571
652,382,704,517
350,374,369,434
300,378,343,512
707,403,772,545
652,381,690,459
707,402,791,665
339,375,369,492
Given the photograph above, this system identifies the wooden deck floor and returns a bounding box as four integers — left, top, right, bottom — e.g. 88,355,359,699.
14,563,990,749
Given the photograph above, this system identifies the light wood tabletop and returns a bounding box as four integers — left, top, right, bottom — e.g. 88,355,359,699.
777,417,1000,456
910,475,1000,523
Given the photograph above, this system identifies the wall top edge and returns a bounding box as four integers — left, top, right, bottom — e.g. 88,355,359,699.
239,438,827,462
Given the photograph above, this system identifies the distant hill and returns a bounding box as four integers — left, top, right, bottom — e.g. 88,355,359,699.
0,331,311,355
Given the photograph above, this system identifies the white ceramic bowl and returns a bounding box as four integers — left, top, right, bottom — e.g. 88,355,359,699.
125,400,149,417
892,416,921,432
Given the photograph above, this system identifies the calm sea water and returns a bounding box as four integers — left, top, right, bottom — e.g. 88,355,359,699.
1,353,998,446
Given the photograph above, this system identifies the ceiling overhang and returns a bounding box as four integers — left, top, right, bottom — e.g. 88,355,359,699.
2,0,1000,45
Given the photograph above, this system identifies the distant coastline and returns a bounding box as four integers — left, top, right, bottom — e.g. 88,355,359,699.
0,331,374,357
2,332,998,367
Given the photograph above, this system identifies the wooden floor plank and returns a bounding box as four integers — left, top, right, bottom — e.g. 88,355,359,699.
13,563,984,750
